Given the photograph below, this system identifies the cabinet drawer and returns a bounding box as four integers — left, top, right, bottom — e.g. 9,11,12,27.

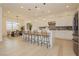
73,36,78,42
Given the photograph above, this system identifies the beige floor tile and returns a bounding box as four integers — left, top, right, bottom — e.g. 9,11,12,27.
0,37,76,56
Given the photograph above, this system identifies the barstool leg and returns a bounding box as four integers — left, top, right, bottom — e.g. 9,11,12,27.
40,36,43,46
47,38,50,48
44,37,46,45
26,34,28,41
33,36,36,44
31,35,32,44
47,37,49,48
37,36,39,45
28,34,29,42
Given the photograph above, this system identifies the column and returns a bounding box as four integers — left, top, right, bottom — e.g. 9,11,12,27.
0,7,2,41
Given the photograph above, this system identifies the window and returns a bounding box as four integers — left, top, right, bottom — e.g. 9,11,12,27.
6,20,19,31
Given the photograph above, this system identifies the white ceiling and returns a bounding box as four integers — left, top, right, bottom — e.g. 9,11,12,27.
1,3,79,19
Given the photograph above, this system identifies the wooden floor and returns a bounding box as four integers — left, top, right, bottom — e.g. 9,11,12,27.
0,37,75,56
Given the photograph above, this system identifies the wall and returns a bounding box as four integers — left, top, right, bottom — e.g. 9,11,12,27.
2,9,76,40
55,30,73,40
0,7,2,41
2,16,6,36
53,11,75,40
2,15,25,36
25,11,76,40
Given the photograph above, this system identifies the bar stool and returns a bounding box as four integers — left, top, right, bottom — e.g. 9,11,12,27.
22,32,25,40
28,31,32,43
35,31,39,45
23,32,28,41
36,30,45,46
41,31,50,48
45,33,50,48
25,32,29,41
42,32,47,45
31,31,36,44
40,31,44,46
45,31,51,48
38,32,42,46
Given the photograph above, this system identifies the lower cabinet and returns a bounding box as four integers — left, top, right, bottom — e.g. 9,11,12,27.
73,41,79,56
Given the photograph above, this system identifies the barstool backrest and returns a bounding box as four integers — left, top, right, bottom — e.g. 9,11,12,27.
41,30,48,36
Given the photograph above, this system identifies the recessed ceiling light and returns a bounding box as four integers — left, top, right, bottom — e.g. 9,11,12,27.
20,6,24,8
8,11,10,13
66,5,70,8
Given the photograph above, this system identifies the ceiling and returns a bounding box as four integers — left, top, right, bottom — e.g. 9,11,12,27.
0,3,79,19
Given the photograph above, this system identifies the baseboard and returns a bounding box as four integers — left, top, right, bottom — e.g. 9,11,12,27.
55,37,72,41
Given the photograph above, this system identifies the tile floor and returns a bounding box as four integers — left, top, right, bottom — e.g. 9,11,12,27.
0,37,76,56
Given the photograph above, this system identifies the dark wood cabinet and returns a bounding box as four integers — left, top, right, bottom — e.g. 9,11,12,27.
73,39,79,56
73,11,79,56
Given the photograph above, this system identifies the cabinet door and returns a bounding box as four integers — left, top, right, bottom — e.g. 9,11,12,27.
78,43,79,56
73,36,78,42
78,12,79,56
73,41,78,56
